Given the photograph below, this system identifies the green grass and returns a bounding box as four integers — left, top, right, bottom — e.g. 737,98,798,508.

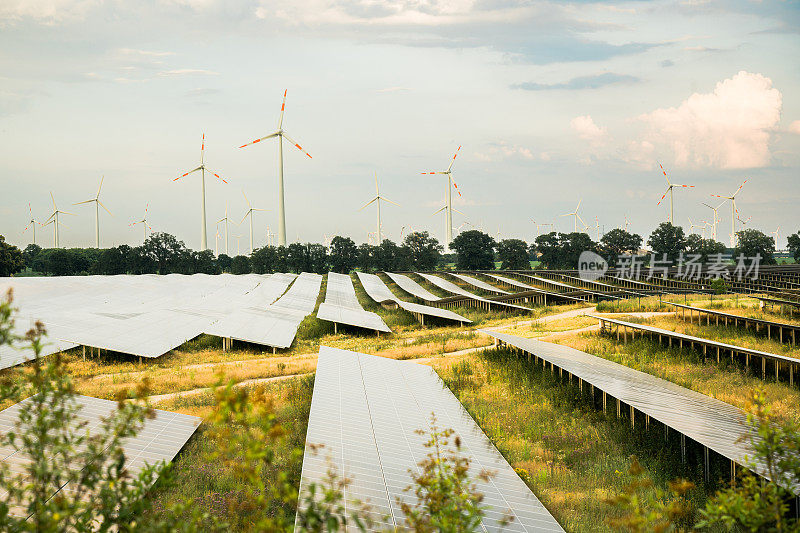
433,350,723,532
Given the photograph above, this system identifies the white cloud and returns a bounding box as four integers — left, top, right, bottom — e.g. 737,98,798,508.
789,120,800,134
635,71,782,169
474,142,534,162
0,0,98,24
571,115,607,145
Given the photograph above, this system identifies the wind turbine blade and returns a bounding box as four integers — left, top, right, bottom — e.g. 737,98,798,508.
73,199,95,205
206,169,228,184
281,132,312,158
657,188,669,206
658,161,672,186
452,207,464,215
240,211,250,224
432,206,446,215
559,213,571,217
239,132,279,149
60,210,77,216
278,89,287,129
360,197,378,210
447,145,461,172
97,175,104,198
374,171,379,195
576,199,582,211
452,177,462,197
674,184,694,188
98,200,112,216
701,202,714,209
173,167,202,181
732,179,748,198
23,222,31,232
710,194,729,199
382,197,400,207
50,191,56,210
242,189,251,208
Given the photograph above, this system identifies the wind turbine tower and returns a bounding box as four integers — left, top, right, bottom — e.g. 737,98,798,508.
657,162,694,223
239,90,312,247
560,200,587,233
360,172,399,244
421,146,462,246
43,192,75,248
241,190,266,254
711,179,748,248
130,205,152,242
74,176,112,248
23,204,41,245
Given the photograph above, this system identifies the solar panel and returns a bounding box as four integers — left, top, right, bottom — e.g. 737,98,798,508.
449,273,509,294
484,273,536,291
316,273,391,333
384,272,441,302
483,330,794,494
416,273,531,312
0,394,200,517
355,272,471,325
297,346,564,532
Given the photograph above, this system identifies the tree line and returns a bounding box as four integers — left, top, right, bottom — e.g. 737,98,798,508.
1,224,796,277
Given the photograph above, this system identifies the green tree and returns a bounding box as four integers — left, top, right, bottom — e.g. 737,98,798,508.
230,255,252,274
22,244,41,270
328,237,359,273
95,245,132,275
141,233,188,274
306,243,328,274
194,249,220,274
698,389,800,531
129,246,157,274
450,230,496,270
560,232,598,270
357,243,379,272
496,239,530,270
600,229,642,263
788,231,800,263
685,234,726,263
0,235,24,277
216,253,232,273
533,232,560,268
251,246,278,274
647,223,687,263
403,231,443,271
735,228,776,265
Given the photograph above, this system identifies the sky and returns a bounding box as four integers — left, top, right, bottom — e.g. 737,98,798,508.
1,0,799,253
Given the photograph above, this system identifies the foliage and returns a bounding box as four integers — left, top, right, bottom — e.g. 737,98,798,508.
496,239,530,270
0,235,24,276
95,245,133,275
250,245,279,274
399,414,502,533
788,231,800,263
216,253,232,273
534,232,598,269
735,228,777,265
697,389,800,532
404,231,443,271
22,244,41,270
600,229,643,263
647,223,687,264
450,230,496,271
356,243,379,272
194,249,221,274
604,456,695,533
230,255,252,274
327,236,359,273
685,235,726,264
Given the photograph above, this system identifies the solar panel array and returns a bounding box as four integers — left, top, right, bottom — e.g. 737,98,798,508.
0,272,323,369
316,273,391,333
355,272,470,325
483,330,786,491
484,273,536,291
416,273,531,312
449,273,510,295
0,394,200,517
384,272,441,302
297,346,564,532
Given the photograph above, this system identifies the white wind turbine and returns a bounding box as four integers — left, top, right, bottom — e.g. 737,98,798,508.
421,146,463,246
594,216,600,241
23,204,42,246
214,224,221,256
360,172,400,244
129,204,152,242
622,215,631,232
239,90,312,247
656,162,694,224
688,217,700,235
560,199,587,233
173,133,229,251
74,176,112,248
240,190,267,254
217,202,236,256
266,225,276,246
43,192,76,248
711,179,748,247
772,226,781,249
701,201,724,241
400,225,415,240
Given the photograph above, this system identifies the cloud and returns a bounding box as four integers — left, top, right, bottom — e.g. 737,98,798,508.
660,59,675,67
512,72,639,91
789,120,800,134
158,69,219,76
635,71,782,169
474,142,535,161
571,115,607,145
0,0,98,25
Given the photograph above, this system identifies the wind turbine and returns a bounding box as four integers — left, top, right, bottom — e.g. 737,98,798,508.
173,133,229,251
421,146,463,246
688,217,700,235
560,200,587,233
772,226,781,249
43,192,76,248
74,176,112,248
656,162,694,224
129,204,152,242
217,202,236,256
214,224,221,256
360,172,399,244
622,215,631,232
701,201,724,241
266,225,276,246
400,224,415,240
711,179,748,247
594,216,601,241
240,190,267,254
239,90,312,247
23,204,42,246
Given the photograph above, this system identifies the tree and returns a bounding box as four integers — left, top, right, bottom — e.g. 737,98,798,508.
559,232,598,270
496,239,529,270
357,243,379,272
327,237,358,273
788,231,800,263
95,245,132,275
286,243,310,273
217,253,232,273
600,229,642,263
141,233,188,274
735,228,776,265
685,234,726,263
450,230,496,270
22,244,41,270
647,223,686,264
230,255,252,274
404,231,443,271
533,232,560,269
0,236,24,277
194,249,220,274
128,246,157,274
251,246,278,274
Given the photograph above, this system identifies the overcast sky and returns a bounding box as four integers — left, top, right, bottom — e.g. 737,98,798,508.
1,0,798,252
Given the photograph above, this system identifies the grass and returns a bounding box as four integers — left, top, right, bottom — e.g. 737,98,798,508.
142,375,314,530
431,350,723,532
